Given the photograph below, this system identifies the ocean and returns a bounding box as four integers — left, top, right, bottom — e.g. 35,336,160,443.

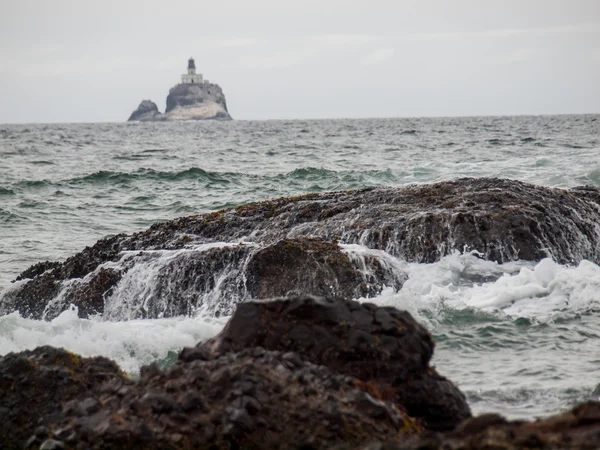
1,115,599,420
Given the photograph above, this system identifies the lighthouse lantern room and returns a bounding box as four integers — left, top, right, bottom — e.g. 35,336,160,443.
181,57,203,84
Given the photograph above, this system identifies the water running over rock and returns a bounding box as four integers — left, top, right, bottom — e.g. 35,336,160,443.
2,178,599,321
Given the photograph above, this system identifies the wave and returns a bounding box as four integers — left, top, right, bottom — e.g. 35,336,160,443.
584,168,600,185
487,138,509,145
284,167,395,181
0,208,28,224
66,168,236,185
367,251,600,325
0,306,225,374
0,187,15,196
284,167,337,179
15,180,53,188
9,167,405,196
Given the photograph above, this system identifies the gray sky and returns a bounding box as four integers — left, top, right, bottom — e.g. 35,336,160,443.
1,0,599,122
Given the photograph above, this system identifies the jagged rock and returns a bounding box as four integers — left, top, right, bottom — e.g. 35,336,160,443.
187,295,471,431
245,238,403,300
4,297,600,449
6,348,421,449
2,233,127,319
336,401,600,450
127,100,162,121
4,178,600,320
0,346,127,449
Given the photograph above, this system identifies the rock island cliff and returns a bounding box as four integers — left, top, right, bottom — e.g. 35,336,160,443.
128,57,232,121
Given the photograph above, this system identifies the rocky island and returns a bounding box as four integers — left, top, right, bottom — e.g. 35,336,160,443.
128,57,232,121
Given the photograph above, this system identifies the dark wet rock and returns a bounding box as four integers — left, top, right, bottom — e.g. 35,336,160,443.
5,295,600,449
146,178,599,266
127,100,162,121
0,346,127,450
4,178,600,320
2,234,126,318
26,350,419,449
190,295,471,431
245,238,402,300
571,185,600,206
339,401,600,450
15,261,62,282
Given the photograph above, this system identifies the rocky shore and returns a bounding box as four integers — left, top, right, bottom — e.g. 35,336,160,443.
2,177,600,449
2,295,600,449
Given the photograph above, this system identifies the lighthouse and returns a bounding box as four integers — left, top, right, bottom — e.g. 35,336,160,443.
181,57,203,84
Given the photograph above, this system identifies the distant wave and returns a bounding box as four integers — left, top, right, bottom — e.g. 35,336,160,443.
0,208,27,224
285,167,336,179
8,166,430,194
66,168,235,185
0,187,15,196
16,180,52,188
63,167,404,187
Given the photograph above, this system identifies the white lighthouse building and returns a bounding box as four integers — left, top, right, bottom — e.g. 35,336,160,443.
181,57,204,84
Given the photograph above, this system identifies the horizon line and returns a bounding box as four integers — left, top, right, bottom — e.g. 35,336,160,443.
1,111,599,126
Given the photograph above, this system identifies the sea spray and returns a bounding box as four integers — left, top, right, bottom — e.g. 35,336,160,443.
0,305,226,374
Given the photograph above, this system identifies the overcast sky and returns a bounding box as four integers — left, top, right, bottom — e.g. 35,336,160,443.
1,0,599,122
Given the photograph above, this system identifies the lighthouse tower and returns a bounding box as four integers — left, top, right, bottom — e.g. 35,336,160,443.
181,57,203,84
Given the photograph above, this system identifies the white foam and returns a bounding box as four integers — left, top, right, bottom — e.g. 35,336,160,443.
3,247,600,376
361,251,600,323
0,305,227,373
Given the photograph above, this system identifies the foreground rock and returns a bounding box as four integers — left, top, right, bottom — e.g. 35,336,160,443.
47,349,422,450
3,178,600,320
3,295,600,450
0,346,127,449
344,401,600,449
1,296,441,449
188,295,471,431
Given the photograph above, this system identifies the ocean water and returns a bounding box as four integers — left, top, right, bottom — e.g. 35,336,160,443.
1,116,600,419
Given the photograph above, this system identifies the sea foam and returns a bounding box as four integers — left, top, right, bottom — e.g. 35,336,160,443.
360,250,600,324
0,305,226,374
